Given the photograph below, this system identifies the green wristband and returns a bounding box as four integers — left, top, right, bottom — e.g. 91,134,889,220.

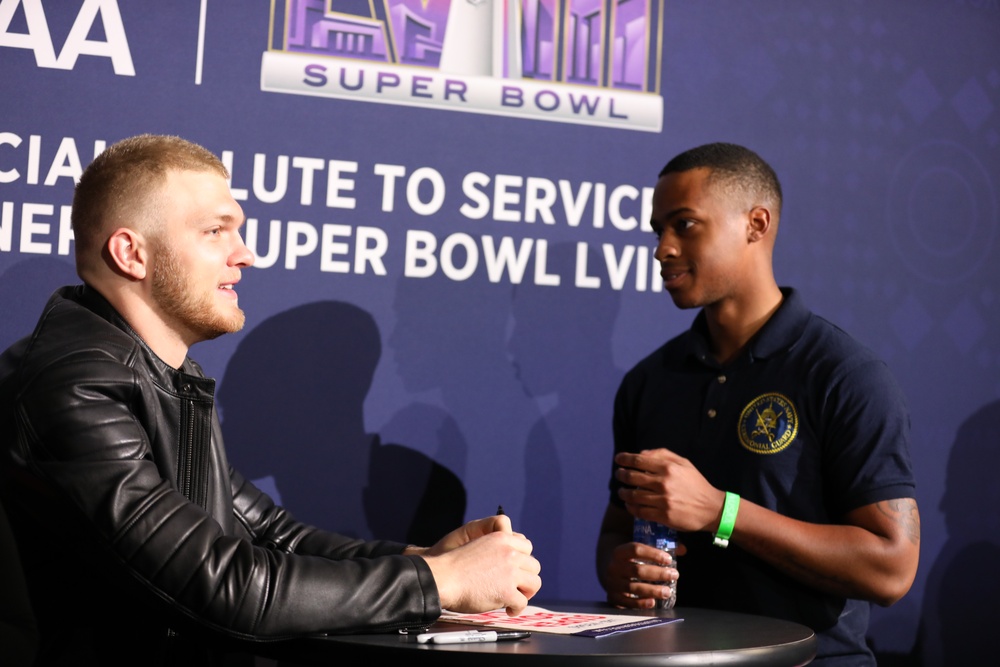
713,492,740,548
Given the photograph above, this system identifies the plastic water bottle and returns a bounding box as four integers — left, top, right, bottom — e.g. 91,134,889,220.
632,518,678,609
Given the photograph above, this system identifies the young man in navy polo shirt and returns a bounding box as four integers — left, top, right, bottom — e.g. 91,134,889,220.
596,143,920,665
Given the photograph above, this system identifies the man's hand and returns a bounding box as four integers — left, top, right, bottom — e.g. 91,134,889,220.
615,448,725,533
419,514,513,556
602,540,678,609
417,515,542,616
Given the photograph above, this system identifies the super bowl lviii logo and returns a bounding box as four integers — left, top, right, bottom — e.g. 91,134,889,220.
261,0,664,132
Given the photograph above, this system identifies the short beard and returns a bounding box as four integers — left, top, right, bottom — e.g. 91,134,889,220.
150,239,245,342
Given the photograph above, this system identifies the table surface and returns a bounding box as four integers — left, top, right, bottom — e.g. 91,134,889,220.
276,602,817,666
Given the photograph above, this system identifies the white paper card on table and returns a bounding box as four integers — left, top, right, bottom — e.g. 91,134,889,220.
439,605,681,638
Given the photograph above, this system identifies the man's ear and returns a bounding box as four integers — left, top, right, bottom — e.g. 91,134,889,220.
747,206,772,243
106,228,149,280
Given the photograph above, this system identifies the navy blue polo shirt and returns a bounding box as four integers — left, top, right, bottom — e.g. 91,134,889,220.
610,288,914,665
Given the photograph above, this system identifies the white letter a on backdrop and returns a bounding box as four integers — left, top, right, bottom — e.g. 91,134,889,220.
0,0,134,75
0,0,58,66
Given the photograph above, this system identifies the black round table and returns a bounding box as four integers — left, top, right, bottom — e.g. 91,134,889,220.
275,603,817,666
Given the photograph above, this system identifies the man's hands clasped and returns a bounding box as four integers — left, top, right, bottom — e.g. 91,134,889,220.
599,448,725,609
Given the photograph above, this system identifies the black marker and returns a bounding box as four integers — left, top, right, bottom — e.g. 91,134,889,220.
497,505,505,516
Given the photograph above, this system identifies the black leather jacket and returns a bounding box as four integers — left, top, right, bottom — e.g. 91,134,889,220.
0,285,440,665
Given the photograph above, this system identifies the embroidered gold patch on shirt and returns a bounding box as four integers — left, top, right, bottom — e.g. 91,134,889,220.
738,393,798,454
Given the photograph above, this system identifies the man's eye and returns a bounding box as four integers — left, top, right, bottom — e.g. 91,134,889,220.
676,219,695,232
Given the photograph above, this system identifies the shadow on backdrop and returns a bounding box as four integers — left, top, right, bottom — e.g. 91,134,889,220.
378,402,469,541
508,242,622,602
386,272,542,524
364,438,466,545
904,399,1000,666
0,257,78,351
218,301,464,544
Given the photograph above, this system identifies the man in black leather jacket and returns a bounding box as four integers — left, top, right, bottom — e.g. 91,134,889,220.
0,135,542,666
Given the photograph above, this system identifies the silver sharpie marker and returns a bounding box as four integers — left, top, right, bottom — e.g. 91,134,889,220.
417,630,531,644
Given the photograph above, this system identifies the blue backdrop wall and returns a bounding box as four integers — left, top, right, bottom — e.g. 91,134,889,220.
2,1,998,663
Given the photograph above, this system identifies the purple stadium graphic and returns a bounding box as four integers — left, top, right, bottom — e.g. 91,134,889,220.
263,0,664,131
276,0,659,89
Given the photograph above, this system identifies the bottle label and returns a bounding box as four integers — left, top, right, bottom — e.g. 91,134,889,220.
633,519,677,549
632,518,678,610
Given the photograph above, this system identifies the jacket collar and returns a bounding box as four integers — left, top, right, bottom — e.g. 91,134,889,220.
62,284,212,390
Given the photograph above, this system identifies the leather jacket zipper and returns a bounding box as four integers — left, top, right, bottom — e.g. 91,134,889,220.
178,397,210,508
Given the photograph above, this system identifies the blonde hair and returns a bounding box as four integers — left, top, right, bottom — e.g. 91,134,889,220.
72,134,229,276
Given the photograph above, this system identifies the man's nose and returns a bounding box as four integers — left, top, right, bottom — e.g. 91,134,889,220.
232,235,255,268
654,235,679,262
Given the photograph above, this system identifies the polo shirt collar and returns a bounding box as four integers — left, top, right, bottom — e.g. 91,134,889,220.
686,287,810,365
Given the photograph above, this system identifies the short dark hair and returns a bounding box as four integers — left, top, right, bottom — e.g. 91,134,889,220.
659,142,782,216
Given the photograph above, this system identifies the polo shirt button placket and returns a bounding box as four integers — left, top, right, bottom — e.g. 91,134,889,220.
707,376,727,418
